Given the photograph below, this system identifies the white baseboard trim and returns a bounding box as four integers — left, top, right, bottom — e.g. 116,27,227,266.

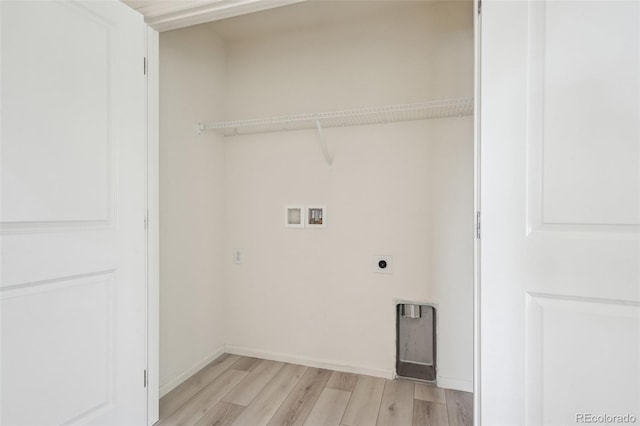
437,376,473,393
157,344,471,397
159,346,225,398
224,345,394,380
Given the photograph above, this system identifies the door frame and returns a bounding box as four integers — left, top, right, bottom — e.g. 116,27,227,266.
473,0,482,425
145,24,160,426
142,2,483,424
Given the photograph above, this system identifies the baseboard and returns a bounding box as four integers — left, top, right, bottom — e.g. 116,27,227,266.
159,346,225,398
158,345,471,396
224,344,394,380
436,376,474,393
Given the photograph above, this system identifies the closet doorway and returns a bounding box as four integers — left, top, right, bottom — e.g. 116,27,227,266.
153,1,475,425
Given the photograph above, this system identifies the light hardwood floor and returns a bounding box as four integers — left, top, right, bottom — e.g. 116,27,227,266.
158,354,473,426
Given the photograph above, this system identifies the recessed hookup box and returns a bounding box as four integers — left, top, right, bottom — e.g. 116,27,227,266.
396,303,436,383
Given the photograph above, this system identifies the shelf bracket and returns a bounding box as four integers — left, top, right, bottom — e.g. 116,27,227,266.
315,120,333,167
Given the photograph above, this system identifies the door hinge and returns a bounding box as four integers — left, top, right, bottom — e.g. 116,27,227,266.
144,369,147,388
476,211,481,239
477,0,481,15
144,210,148,230
143,57,147,75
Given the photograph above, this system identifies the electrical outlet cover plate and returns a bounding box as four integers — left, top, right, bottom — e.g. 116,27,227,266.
373,255,393,274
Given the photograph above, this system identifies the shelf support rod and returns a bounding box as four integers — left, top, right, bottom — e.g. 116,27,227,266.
315,119,332,167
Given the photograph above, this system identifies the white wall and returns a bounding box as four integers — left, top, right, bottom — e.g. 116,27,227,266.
159,24,227,395
222,2,473,118
428,119,475,390
221,1,474,390
159,0,474,394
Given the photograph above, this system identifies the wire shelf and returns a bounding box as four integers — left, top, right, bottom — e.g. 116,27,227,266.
198,97,473,137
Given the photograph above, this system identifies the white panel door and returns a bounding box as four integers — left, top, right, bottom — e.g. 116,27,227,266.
480,0,639,425
1,1,147,424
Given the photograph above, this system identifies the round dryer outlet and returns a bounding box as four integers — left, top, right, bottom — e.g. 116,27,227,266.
373,255,393,274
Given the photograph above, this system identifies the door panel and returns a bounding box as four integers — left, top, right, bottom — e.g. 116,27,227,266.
1,1,146,424
2,1,112,224
526,294,639,425
481,0,640,424
527,0,639,229
2,273,115,425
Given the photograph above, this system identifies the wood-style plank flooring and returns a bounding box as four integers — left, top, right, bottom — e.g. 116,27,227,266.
158,354,473,426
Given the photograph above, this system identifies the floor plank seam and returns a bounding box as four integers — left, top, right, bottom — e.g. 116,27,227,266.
373,379,387,426
337,387,354,426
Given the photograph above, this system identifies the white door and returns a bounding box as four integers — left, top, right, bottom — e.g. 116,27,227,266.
480,0,640,424
1,1,147,424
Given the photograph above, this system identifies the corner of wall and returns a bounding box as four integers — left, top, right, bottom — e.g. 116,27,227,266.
158,23,230,393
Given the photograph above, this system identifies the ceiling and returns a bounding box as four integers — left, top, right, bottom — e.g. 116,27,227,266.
122,0,432,34
121,0,309,32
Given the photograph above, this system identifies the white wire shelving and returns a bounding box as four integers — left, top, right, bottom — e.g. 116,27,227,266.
197,97,473,166
198,97,473,136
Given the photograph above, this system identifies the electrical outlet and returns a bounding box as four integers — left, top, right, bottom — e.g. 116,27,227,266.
373,255,393,274
233,248,244,264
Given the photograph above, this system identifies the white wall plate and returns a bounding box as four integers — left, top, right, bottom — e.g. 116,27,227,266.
285,205,305,228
